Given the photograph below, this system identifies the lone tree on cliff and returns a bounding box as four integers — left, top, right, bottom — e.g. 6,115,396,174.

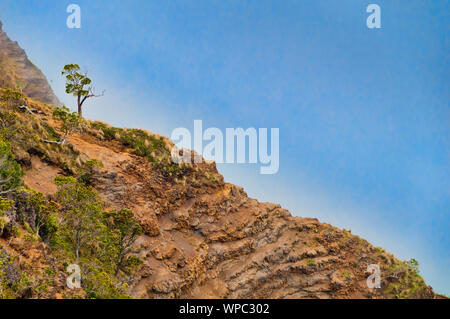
62,64,104,117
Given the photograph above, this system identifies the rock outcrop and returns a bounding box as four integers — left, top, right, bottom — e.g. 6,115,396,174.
80,140,435,299
15,108,434,299
0,21,61,106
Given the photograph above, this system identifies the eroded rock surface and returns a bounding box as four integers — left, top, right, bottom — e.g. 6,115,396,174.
0,21,61,106
58,133,433,299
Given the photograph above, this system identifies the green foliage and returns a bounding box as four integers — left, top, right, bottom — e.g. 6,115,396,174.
62,64,103,117
0,199,12,215
103,209,142,275
53,176,104,262
383,259,428,299
0,88,26,108
153,161,194,179
42,122,60,142
406,258,419,274
0,137,24,196
39,201,59,241
54,175,77,186
77,159,103,186
81,263,129,299
119,129,166,160
92,123,167,160
62,64,92,97
52,106,83,143
91,121,119,140
52,177,141,298
0,249,32,299
14,188,59,240
0,111,20,140
0,101,81,174
342,271,352,279
0,200,13,236
91,121,194,179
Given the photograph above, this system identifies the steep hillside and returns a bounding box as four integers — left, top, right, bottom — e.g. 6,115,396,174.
0,23,439,299
0,91,437,299
0,21,61,106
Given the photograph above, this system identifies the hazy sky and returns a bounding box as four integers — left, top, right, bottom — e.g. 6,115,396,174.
1,0,448,294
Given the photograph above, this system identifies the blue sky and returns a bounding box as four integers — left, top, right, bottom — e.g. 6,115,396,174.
1,0,448,294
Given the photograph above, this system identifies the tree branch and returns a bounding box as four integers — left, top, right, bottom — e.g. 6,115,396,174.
0,187,18,195
79,88,105,109
0,176,12,185
43,139,65,145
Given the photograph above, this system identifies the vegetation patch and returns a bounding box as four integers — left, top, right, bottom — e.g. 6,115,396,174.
383,259,429,299
91,121,194,179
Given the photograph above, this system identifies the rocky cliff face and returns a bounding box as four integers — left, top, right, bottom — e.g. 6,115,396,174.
69,135,435,299
9,99,433,299
0,21,61,106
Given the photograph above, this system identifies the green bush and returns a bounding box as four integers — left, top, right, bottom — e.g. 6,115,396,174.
383,259,428,298
53,176,104,263
102,209,142,275
0,88,26,108
77,159,104,185
0,137,23,196
91,122,120,141
91,122,194,179
51,176,142,298
42,122,60,142
81,263,129,299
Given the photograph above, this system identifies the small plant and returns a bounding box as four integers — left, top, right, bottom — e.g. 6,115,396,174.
0,137,23,196
77,159,104,185
383,259,428,298
14,188,49,238
102,209,142,276
91,121,119,140
24,233,38,243
43,106,83,145
91,122,194,180
0,200,13,236
307,259,315,267
81,264,129,299
42,122,60,142
0,111,19,140
406,258,419,274
0,88,26,108
342,271,352,279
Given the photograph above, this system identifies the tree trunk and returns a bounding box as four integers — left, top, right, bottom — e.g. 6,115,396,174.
115,251,125,276
77,94,82,117
75,230,81,264
76,245,80,264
